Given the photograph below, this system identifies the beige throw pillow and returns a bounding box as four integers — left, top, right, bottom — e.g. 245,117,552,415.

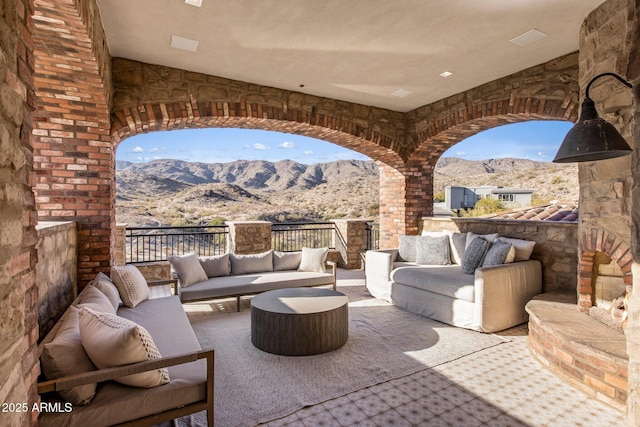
298,247,328,273
90,272,122,310
110,265,150,308
77,285,117,315
168,253,208,287
496,237,536,261
78,307,170,388
41,307,97,405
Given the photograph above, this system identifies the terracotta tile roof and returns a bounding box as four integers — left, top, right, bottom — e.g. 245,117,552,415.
479,202,579,222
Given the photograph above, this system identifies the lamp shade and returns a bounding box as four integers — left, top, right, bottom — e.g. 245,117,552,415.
552,98,632,163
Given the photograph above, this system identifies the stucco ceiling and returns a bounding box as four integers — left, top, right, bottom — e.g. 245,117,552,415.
96,0,605,112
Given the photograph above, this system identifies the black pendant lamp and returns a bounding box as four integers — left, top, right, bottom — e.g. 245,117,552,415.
553,72,633,163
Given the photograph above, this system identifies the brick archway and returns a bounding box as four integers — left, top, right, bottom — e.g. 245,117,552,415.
578,228,633,312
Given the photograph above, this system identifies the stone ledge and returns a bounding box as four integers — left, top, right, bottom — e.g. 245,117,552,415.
526,293,628,410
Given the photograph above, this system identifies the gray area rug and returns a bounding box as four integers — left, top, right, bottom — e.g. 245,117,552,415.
177,284,509,427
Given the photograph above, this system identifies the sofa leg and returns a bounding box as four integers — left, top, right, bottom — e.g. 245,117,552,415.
237,296,240,312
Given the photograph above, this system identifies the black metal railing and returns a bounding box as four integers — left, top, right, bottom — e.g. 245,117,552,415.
366,222,379,250
126,225,229,263
271,222,335,252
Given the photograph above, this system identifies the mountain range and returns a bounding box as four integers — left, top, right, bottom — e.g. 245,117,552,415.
116,157,578,227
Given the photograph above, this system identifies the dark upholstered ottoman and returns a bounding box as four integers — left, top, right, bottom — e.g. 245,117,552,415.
251,287,349,356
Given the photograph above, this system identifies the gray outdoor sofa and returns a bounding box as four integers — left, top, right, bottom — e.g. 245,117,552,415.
38,272,213,427
169,249,336,311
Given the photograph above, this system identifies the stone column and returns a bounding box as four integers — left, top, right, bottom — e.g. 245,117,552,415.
115,223,127,266
332,219,370,269
227,221,272,254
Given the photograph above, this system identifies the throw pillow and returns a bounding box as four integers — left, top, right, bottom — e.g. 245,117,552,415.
199,253,231,278
415,235,451,265
461,237,492,274
90,272,122,310
77,285,117,315
110,265,151,308
482,240,514,267
449,232,467,265
398,235,419,262
78,307,170,388
167,253,208,288
273,251,302,271
496,237,536,262
298,247,328,273
41,307,97,405
230,250,274,275
465,232,499,250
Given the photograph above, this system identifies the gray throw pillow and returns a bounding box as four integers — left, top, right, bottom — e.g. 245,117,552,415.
482,240,514,267
415,235,451,265
230,251,274,275
398,235,419,262
461,237,491,274
167,253,208,288
274,251,302,271
199,253,231,278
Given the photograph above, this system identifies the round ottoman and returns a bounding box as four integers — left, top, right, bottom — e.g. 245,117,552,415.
251,287,349,356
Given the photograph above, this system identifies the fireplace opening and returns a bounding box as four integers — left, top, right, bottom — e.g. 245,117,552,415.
587,252,628,333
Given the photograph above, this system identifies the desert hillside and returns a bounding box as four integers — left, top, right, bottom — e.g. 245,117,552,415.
116,157,578,227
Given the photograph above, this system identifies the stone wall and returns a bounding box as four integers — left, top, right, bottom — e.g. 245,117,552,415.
333,219,370,269
0,0,39,425
36,221,77,340
578,0,639,423
227,221,273,255
422,217,579,294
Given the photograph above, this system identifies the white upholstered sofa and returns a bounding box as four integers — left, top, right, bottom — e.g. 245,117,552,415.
365,232,542,333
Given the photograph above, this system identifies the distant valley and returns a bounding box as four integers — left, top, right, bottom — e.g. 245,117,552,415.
116,157,578,227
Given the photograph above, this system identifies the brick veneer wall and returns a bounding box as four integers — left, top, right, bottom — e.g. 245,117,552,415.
32,0,113,287
0,0,39,425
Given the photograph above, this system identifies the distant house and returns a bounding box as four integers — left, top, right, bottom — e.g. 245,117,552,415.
444,185,534,212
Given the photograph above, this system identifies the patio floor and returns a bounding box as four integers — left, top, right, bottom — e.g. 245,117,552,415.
181,269,626,427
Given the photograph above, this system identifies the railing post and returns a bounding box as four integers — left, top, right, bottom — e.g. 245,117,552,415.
115,223,127,266
226,221,272,254
331,219,370,269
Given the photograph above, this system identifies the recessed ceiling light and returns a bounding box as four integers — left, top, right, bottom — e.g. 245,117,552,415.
171,35,199,52
439,71,453,78
390,89,413,98
509,28,548,46
185,0,202,7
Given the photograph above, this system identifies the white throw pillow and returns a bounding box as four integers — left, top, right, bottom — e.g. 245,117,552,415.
168,253,208,288
110,265,151,308
90,272,122,310
273,251,302,271
230,251,274,275
496,237,536,262
78,307,170,388
199,253,231,278
298,247,328,273
41,307,97,405
77,285,117,315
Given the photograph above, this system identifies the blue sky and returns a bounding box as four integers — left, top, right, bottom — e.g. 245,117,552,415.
116,120,573,164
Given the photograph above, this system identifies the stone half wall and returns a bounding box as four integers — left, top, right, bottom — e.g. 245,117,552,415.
421,217,578,294
36,221,78,340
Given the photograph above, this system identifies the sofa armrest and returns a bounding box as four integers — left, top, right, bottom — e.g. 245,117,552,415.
473,260,542,332
364,249,398,301
38,349,214,394
325,260,337,291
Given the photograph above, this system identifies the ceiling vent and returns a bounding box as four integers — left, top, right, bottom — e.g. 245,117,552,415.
390,89,413,98
171,35,199,52
185,0,203,7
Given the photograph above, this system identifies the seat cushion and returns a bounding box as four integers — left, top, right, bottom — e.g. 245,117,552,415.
390,265,476,302
179,271,334,302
